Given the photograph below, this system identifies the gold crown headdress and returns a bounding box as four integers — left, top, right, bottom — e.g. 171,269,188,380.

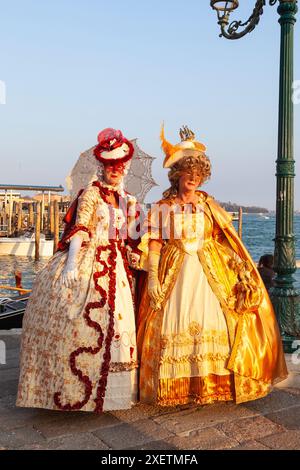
160,124,207,168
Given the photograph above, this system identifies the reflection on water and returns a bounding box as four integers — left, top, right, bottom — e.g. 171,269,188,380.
0,214,299,296
0,256,48,297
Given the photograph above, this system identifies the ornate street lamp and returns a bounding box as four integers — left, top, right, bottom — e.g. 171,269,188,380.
211,0,300,352
211,1,277,39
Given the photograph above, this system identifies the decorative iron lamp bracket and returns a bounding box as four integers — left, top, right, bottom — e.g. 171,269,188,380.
210,0,278,39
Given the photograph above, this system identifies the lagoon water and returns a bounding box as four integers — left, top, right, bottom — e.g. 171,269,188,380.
234,213,300,288
0,213,299,296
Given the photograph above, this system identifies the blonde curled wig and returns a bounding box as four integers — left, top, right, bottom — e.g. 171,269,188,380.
163,154,211,199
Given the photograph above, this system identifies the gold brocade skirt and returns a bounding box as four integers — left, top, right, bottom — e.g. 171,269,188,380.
157,251,235,406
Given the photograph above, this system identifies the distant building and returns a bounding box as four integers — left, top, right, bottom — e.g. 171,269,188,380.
32,194,71,206
0,192,21,203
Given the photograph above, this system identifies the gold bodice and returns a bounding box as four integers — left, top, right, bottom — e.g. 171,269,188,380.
168,199,214,253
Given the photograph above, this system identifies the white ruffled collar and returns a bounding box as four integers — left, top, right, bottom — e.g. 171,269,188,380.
98,179,126,197
96,179,136,203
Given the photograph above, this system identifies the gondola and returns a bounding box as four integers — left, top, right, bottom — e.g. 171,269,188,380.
0,293,30,329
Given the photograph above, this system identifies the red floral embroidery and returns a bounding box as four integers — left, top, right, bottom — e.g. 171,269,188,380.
94,241,117,413
53,301,106,411
54,181,137,413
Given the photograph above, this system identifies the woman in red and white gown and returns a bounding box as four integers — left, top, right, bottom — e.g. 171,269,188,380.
17,128,141,413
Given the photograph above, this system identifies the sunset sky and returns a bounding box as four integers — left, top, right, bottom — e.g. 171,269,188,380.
1,0,299,210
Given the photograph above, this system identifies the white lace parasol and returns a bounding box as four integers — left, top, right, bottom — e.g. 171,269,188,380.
66,139,158,203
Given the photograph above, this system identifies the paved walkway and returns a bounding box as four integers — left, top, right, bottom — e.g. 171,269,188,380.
1,329,300,450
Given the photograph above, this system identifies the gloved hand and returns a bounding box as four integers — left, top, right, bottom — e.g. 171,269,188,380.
61,234,82,288
148,250,163,309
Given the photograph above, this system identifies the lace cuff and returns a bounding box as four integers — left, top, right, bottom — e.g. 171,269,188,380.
58,225,91,251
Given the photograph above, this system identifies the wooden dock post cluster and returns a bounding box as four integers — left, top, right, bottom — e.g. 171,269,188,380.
33,201,61,260
0,185,67,260
0,199,67,259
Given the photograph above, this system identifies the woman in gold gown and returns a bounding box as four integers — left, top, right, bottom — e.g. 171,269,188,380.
137,125,287,406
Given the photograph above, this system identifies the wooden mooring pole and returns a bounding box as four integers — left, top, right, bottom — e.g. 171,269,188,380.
35,202,41,261
53,200,59,253
238,207,243,239
17,201,22,235
8,190,13,235
15,270,27,295
41,191,45,231
49,200,54,236
28,203,34,227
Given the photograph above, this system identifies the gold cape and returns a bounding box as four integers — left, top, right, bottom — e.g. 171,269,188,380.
137,192,288,404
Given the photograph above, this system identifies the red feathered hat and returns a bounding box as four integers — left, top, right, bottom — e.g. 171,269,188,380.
93,128,134,165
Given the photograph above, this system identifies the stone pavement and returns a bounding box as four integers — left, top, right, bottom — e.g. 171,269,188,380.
1,329,300,450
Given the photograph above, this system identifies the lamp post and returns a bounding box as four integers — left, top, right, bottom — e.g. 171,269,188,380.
211,0,300,352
